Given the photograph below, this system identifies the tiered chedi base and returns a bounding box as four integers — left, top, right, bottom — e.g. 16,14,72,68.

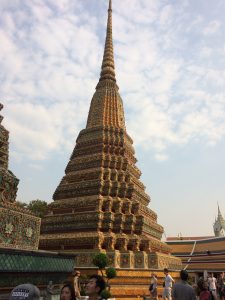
39,125,181,269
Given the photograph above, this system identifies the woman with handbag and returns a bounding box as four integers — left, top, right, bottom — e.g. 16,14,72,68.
149,273,158,300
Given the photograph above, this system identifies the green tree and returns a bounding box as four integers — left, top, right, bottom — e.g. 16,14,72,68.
93,253,108,276
16,201,28,209
106,267,117,280
92,253,117,299
27,199,48,218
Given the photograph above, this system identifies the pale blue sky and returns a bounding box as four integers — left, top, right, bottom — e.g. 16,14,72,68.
1,0,225,237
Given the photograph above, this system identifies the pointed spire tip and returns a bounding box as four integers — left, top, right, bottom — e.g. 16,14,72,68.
97,0,116,86
108,0,112,11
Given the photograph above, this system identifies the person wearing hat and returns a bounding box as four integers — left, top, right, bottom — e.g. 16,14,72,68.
9,283,40,300
172,270,196,300
73,269,81,299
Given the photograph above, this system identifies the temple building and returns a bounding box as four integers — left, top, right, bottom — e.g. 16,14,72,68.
40,0,181,272
166,206,225,275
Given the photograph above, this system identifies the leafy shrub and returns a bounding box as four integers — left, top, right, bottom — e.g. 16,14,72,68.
93,253,108,269
101,289,112,299
106,267,117,279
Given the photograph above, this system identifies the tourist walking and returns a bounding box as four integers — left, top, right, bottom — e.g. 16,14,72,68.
73,269,81,299
163,268,174,300
85,274,106,300
9,283,40,300
199,281,210,300
149,273,158,300
46,281,54,300
60,283,76,300
172,269,196,300
217,272,225,300
208,272,218,300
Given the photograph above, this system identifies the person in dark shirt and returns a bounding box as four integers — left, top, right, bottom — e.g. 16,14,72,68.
172,269,196,300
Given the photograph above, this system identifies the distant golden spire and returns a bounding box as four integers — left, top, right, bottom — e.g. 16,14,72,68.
98,0,116,84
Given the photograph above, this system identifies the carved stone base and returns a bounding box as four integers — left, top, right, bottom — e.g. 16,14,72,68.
107,250,121,268
0,203,41,250
148,252,182,270
74,250,182,269
134,251,148,269
120,251,134,268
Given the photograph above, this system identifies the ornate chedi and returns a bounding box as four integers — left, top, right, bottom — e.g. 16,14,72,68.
40,0,181,270
214,205,225,237
0,103,19,202
0,103,41,250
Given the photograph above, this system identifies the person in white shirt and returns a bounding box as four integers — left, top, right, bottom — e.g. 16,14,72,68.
208,272,218,300
163,268,174,300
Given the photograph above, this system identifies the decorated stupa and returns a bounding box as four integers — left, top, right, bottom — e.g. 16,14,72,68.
40,0,181,270
0,103,41,251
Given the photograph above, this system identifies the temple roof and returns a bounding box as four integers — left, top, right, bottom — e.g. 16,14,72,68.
166,236,225,272
0,247,75,275
167,206,225,271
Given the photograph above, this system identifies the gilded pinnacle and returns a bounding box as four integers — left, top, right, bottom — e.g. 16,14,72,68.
98,0,116,84
108,0,112,11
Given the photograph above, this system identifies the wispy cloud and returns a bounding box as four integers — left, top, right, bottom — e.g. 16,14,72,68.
203,20,221,35
1,0,225,164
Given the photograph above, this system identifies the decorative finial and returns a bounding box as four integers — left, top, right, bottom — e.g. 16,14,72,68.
97,0,116,86
108,0,112,11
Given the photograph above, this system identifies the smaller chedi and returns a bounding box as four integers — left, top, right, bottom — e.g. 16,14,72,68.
0,103,41,250
213,205,225,237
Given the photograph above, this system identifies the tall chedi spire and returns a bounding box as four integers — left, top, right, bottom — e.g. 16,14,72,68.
98,0,116,84
87,0,125,129
40,0,181,272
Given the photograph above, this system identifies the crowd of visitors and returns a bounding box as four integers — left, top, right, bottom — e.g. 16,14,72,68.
149,269,225,300
8,272,106,300
8,268,225,300
197,272,225,300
